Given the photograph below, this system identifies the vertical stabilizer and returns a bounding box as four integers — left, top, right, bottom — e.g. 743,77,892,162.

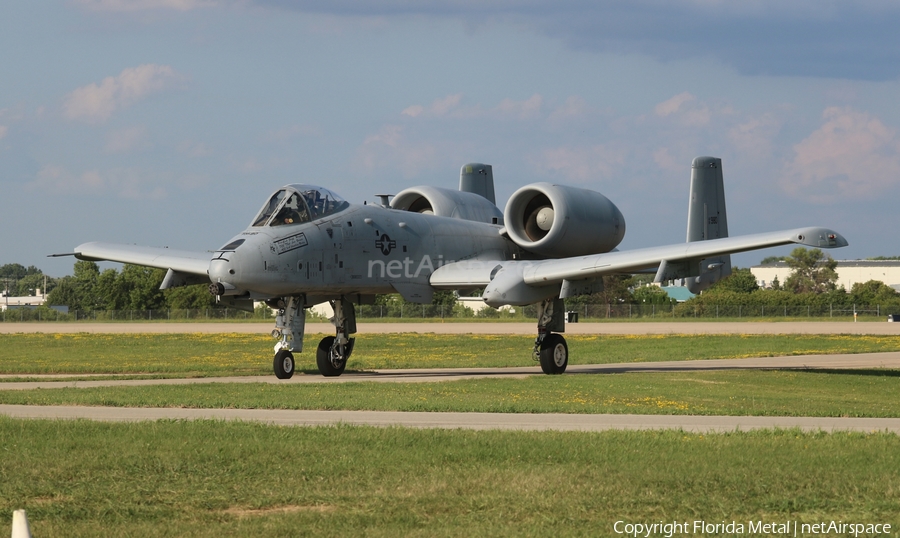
654,156,732,293
459,163,496,205
687,156,728,242
684,156,731,293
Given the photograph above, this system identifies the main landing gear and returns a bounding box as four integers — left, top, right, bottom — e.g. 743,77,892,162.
316,298,356,377
270,295,357,379
533,297,568,374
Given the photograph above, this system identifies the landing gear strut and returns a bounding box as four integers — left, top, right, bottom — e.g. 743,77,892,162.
271,296,305,379
316,297,357,377
533,297,568,374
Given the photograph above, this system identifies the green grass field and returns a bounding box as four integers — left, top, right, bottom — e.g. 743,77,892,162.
2,369,899,417
3,332,899,536
2,332,900,376
2,419,899,537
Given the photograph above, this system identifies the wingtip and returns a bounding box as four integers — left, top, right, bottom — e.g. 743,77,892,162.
793,227,848,249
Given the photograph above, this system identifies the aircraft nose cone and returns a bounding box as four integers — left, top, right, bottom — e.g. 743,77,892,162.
208,247,242,288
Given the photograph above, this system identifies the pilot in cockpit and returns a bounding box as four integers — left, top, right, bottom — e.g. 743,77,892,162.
272,193,309,226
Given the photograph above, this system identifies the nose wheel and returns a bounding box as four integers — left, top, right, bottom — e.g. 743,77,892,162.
273,349,295,379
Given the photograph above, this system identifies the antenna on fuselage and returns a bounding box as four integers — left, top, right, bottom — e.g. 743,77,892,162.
375,194,393,208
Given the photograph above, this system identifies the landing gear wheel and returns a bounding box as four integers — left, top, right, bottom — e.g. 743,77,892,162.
539,333,568,375
316,336,354,377
273,349,295,379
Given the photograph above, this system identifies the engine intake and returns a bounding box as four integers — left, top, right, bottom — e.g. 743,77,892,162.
504,183,625,258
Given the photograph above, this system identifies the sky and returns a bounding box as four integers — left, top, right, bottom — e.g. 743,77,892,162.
2,0,900,277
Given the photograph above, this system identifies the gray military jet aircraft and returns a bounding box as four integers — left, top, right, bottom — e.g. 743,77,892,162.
62,157,847,378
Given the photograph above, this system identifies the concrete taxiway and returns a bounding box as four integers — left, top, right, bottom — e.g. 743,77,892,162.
2,321,900,335
1,405,898,434
1,352,899,390
1,350,899,433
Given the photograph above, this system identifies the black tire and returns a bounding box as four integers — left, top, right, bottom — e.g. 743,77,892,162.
316,336,352,377
273,349,295,379
539,333,568,374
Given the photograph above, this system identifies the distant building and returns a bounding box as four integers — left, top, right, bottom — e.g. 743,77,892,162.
0,289,48,311
751,261,900,292
660,286,696,302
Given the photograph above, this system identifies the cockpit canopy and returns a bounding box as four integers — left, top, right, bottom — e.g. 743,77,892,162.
251,184,350,227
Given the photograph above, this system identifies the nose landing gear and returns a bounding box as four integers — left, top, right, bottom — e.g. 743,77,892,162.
271,296,305,380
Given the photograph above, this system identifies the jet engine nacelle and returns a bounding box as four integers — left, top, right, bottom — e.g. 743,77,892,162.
504,183,626,258
391,186,504,224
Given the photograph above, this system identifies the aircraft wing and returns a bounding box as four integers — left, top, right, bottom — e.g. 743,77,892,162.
521,226,846,285
430,226,847,305
68,242,212,277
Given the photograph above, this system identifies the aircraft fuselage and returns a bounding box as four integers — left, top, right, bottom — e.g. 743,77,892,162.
208,203,518,301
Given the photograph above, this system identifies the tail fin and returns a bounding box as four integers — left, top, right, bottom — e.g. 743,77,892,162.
687,156,729,242
685,156,732,293
459,163,496,205
654,156,732,293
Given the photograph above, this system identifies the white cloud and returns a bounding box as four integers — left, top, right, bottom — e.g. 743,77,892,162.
652,147,680,172
0,125,7,140
655,92,695,117
401,94,464,118
728,113,781,158
264,124,322,142
400,105,425,118
356,124,438,178
529,144,626,183
29,164,167,199
105,126,147,153
547,96,591,122
178,140,213,157
401,93,549,121
73,0,217,11
781,107,900,203
653,92,711,127
63,64,177,123
495,94,542,119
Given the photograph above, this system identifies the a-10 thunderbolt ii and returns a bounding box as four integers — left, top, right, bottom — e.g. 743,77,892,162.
63,157,847,378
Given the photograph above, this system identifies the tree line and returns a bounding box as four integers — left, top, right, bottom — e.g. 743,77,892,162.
34,261,215,311
681,247,900,312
